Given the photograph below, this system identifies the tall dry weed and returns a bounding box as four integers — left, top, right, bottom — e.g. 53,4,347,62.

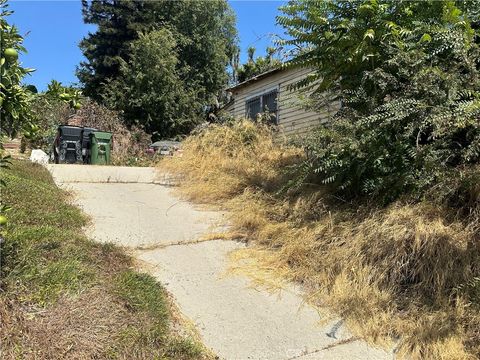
162,120,303,201
161,120,480,359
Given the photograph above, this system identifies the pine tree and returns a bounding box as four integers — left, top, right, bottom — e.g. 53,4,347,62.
77,0,170,100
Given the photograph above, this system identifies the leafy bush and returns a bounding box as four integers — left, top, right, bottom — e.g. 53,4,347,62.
29,89,71,152
20,80,85,154
279,0,480,204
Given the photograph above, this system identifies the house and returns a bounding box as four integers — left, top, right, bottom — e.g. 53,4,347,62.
226,67,339,137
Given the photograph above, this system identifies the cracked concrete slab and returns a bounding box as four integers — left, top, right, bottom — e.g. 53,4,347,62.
136,240,390,360
62,182,224,248
48,165,392,360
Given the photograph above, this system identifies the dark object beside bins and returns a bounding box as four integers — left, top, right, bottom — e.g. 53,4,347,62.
81,127,98,164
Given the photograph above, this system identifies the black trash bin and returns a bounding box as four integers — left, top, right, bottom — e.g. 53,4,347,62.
81,127,97,164
54,125,83,164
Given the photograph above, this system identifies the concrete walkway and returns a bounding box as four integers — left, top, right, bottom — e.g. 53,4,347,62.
48,164,391,360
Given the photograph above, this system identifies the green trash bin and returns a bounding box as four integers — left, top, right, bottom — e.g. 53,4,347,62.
90,131,112,165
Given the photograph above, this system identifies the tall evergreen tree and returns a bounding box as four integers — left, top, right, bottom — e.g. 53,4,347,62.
77,0,237,137
77,0,172,100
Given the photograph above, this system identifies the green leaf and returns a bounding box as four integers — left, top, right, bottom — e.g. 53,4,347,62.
363,29,375,41
420,33,432,43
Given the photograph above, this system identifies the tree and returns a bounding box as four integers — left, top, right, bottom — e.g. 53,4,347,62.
278,1,480,203
77,0,168,100
237,46,282,83
44,80,83,110
0,0,35,137
0,0,37,223
170,0,237,105
78,0,238,137
103,30,200,138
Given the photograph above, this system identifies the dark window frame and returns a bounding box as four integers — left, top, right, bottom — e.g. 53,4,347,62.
245,88,278,124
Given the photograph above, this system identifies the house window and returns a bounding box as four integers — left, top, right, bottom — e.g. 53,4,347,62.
245,89,278,124
245,97,261,120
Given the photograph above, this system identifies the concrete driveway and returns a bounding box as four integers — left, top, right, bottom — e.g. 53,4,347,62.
48,164,391,360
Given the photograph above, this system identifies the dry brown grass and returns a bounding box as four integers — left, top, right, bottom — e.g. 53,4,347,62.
0,288,131,359
161,120,480,360
162,120,303,202
0,285,210,360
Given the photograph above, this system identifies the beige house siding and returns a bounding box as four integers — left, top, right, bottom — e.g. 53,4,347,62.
229,67,339,137
223,100,234,114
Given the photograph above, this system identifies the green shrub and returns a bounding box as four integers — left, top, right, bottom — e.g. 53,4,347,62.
279,1,480,205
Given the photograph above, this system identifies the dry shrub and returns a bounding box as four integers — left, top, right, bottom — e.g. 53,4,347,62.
75,99,152,166
162,120,303,201
162,120,480,359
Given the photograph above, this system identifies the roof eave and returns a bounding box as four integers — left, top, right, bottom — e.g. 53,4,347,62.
226,67,284,92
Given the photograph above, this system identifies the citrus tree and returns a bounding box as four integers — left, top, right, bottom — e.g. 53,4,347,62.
0,0,35,137
0,0,36,225
44,79,82,110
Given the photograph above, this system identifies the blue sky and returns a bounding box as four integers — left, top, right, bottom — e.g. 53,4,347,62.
8,0,286,91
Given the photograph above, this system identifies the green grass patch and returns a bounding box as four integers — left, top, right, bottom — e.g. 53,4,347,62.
0,161,92,304
0,160,210,359
114,270,170,328
108,325,205,360
109,270,208,359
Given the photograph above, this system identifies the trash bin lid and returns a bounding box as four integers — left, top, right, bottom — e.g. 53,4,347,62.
82,127,97,140
91,131,112,140
59,125,83,137
83,127,97,134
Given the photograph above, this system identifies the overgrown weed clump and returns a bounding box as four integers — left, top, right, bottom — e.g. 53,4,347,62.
162,120,480,359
